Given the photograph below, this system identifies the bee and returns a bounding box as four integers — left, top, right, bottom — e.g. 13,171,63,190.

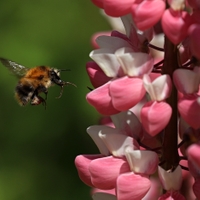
0,58,76,107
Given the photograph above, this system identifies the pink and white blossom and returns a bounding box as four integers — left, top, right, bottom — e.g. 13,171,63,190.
75,0,200,198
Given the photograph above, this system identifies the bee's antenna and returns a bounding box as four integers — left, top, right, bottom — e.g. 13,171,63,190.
64,81,77,87
57,69,71,72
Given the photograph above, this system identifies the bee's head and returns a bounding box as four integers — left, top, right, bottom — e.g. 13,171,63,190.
50,69,76,98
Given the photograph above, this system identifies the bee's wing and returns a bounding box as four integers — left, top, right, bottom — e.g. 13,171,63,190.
0,57,29,77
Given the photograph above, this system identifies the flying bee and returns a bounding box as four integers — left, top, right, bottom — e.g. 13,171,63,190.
0,58,76,107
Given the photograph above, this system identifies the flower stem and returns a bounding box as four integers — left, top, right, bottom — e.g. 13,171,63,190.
161,36,179,171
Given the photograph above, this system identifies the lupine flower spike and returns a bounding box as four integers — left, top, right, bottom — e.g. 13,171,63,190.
75,0,200,199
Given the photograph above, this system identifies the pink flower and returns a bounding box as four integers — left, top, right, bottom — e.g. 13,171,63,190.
158,166,185,199
187,144,200,171
131,0,166,30
188,24,200,60
116,172,151,200
87,77,146,115
91,0,166,31
75,111,159,198
161,9,191,45
86,61,112,88
141,74,172,136
91,0,135,17
86,16,154,115
76,0,200,199
173,68,200,129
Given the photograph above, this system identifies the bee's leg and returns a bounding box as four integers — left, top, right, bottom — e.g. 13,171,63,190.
37,85,48,100
39,96,47,109
30,90,46,108
56,85,64,99
44,90,48,100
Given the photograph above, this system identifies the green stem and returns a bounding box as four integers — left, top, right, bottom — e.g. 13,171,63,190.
161,36,179,171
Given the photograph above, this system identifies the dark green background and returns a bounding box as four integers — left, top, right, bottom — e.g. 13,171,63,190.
0,1,110,199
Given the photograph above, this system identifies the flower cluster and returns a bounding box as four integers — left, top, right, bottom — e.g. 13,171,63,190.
75,0,200,199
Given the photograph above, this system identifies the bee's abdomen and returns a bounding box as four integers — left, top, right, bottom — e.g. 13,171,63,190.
15,83,34,106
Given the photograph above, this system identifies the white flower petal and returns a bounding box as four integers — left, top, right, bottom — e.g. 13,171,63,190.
100,10,125,33
121,14,153,43
111,111,142,139
193,66,200,80
121,14,134,38
170,0,185,11
158,166,182,191
99,131,139,157
125,149,158,174
173,69,199,94
87,125,110,156
90,48,120,77
150,34,164,58
130,95,148,121
116,48,154,76
143,74,172,101
96,35,132,50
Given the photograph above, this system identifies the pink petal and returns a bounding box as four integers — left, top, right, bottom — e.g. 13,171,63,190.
188,159,200,178
86,61,112,88
187,144,200,168
162,9,191,44
125,149,158,174
92,188,116,196
149,73,161,81
131,0,165,30
117,172,151,200
110,76,146,111
74,154,103,187
178,95,200,129
158,191,186,200
100,116,115,127
193,178,200,199
188,24,200,60
173,69,199,94
103,0,135,17
143,177,162,199
86,82,119,115
89,156,130,190
141,101,172,136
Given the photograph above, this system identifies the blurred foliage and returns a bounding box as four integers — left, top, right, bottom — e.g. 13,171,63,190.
0,0,110,199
